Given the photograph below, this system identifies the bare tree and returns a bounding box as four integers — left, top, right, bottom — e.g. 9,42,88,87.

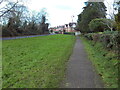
0,0,4,4
0,0,19,18
104,0,120,20
1,2,29,36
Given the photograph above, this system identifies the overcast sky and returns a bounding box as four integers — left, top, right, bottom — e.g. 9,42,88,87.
26,0,118,27
27,0,89,27
1,0,117,27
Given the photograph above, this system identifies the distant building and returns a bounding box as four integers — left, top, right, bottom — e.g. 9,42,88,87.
49,22,78,34
64,22,77,32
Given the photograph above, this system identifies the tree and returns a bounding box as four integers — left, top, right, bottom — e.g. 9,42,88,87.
102,19,116,31
40,15,47,34
0,0,19,18
28,8,49,34
1,2,49,37
89,18,116,32
114,1,120,31
89,18,105,32
77,2,106,33
6,3,28,36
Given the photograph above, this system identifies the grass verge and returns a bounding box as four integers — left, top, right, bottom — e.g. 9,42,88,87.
2,34,75,88
80,36,119,88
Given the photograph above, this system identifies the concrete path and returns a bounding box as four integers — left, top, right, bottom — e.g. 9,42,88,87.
1,34,55,40
61,36,104,88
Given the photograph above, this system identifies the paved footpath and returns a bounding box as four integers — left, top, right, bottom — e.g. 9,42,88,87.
1,34,55,40
61,36,104,88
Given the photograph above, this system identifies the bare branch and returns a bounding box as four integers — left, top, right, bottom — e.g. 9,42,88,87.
0,0,18,18
0,0,4,4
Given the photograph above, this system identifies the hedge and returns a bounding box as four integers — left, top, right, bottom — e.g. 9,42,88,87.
83,31,120,59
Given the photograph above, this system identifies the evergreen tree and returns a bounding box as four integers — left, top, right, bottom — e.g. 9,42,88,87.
115,1,120,31
77,2,106,33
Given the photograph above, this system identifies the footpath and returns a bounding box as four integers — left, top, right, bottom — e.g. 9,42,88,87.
61,36,104,88
1,34,55,40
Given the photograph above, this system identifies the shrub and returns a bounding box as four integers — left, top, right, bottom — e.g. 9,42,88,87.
83,31,119,56
89,19,105,32
84,33,93,40
103,31,118,34
64,32,75,35
89,18,116,32
115,12,120,31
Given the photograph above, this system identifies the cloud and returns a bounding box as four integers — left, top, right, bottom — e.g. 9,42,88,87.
27,0,88,27
54,5,73,10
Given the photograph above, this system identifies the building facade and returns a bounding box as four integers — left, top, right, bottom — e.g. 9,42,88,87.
49,22,77,34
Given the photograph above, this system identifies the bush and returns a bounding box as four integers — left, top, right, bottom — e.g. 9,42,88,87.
54,31,59,34
99,34,111,48
64,32,75,35
84,31,119,55
2,26,12,37
115,12,120,31
89,18,116,33
102,31,118,34
81,37,119,88
84,33,93,40
89,18,105,32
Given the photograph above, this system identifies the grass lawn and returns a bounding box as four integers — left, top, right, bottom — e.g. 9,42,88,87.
2,34,75,88
80,37,119,88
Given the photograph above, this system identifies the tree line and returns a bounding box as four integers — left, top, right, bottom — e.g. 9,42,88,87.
76,1,120,33
76,1,120,59
0,0,49,37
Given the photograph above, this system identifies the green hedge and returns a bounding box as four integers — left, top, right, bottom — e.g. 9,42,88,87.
83,31,120,59
64,32,75,35
81,37,119,88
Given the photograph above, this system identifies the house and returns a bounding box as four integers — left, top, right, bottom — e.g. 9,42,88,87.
64,22,77,32
49,22,81,35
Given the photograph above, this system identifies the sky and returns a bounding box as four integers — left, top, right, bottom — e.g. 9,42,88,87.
1,0,118,27
27,0,88,27
27,0,118,27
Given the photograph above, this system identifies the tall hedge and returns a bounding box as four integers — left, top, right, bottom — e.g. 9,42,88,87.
84,31,119,59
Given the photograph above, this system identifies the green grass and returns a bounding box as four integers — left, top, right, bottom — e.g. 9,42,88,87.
2,34,75,88
80,37,119,88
